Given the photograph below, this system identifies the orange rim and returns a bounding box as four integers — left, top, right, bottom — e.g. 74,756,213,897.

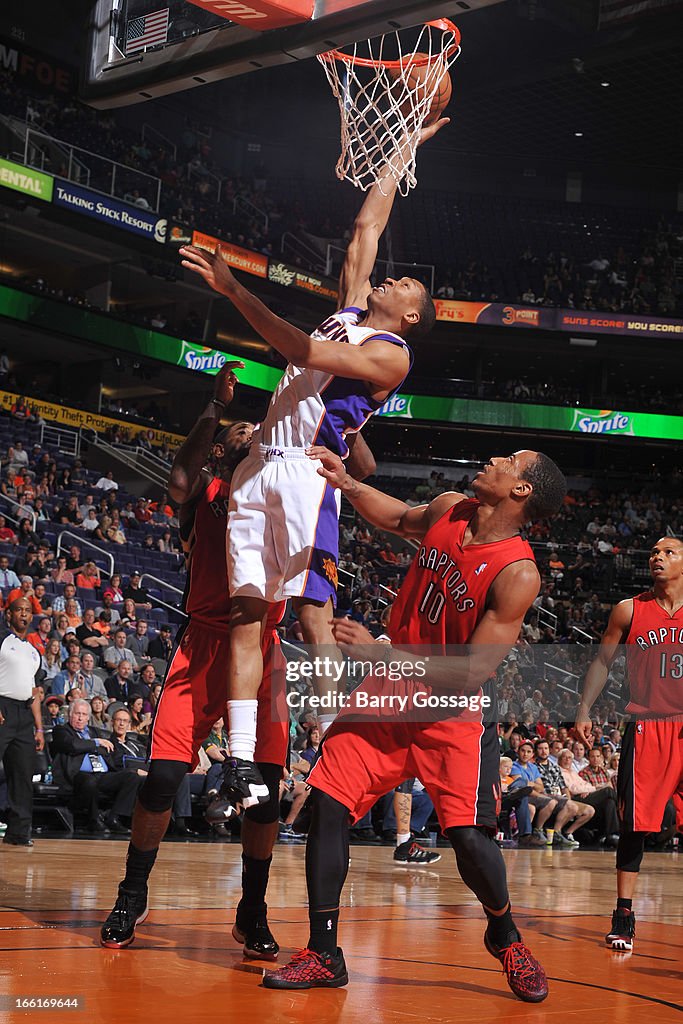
318,18,460,70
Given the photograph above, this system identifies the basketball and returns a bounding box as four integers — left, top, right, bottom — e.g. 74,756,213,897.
390,54,453,126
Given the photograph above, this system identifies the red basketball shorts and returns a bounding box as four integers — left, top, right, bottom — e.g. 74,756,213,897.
149,617,289,768
617,718,683,832
307,716,501,831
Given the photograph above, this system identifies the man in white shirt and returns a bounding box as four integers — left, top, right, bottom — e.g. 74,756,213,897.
95,471,118,492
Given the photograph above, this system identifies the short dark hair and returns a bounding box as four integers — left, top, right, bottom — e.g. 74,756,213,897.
534,738,549,753
405,284,436,341
521,453,567,521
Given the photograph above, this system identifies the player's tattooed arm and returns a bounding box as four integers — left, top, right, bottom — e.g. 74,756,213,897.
345,433,376,482
575,599,632,745
168,361,244,505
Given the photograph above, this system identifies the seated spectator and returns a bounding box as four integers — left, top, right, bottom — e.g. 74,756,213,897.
127,619,151,664
51,613,72,654
76,561,101,590
64,597,83,631
105,659,143,704
123,572,152,610
510,740,558,844
81,508,100,533
79,494,96,519
89,694,112,734
95,470,118,492
17,519,40,548
51,699,141,833
41,638,63,683
7,576,43,615
103,628,139,673
134,498,153,525
571,740,589,772
10,397,33,422
78,651,107,700
43,693,66,734
126,694,151,735
94,593,121,627
0,555,20,591
0,516,18,546
120,598,138,628
53,496,82,526
8,439,29,473
51,556,75,586
137,663,159,709
102,573,124,605
52,654,85,698
94,609,114,642
65,545,85,573
148,624,172,661
53,583,82,617
557,748,619,846
27,616,53,656
498,755,544,847
77,608,110,656
579,746,614,788
156,528,177,554
534,739,595,846
300,726,321,766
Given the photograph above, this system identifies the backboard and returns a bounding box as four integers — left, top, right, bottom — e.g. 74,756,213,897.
82,0,503,107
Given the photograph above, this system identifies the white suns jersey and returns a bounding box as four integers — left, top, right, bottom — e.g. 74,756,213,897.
256,306,412,458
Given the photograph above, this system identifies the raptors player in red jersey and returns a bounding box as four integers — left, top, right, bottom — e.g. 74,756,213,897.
264,446,567,1003
100,362,291,956
576,536,683,952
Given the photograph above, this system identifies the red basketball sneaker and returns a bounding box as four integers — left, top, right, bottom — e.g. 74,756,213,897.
484,930,548,1002
262,947,349,989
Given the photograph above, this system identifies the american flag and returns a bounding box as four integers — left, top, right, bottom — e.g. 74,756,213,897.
125,8,170,54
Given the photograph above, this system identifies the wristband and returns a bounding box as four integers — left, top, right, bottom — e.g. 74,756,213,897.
35,729,44,733
209,398,227,411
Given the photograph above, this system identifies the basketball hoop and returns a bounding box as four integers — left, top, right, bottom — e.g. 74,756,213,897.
318,19,461,194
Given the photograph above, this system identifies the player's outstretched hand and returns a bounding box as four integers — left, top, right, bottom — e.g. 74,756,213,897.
214,360,245,406
572,710,593,747
179,244,236,296
306,445,349,489
332,616,378,652
418,117,450,147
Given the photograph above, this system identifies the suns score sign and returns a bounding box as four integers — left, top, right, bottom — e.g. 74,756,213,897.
185,0,313,29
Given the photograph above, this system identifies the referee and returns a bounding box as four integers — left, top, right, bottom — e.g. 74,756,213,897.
0,597,44,846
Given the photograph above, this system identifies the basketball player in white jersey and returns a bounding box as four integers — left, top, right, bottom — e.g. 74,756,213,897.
179,118,446,807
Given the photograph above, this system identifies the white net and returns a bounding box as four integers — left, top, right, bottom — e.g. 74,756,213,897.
318,20,461,195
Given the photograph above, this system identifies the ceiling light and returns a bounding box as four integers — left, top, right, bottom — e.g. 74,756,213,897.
575,132,584,137
600,81,610,87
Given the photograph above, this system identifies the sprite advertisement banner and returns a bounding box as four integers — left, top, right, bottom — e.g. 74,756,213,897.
0,158,53,202
375,392,683,441
3,283,683,442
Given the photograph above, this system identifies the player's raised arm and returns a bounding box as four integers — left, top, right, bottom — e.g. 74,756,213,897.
168,361,244,505
308,444,465,540
179,246,410,390
574,599,633,745
339,117,450,310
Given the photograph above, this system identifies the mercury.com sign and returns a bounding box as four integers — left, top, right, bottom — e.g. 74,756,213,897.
53,180,166,244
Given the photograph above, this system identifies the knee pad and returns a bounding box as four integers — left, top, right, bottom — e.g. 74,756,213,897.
446,825,494,860
139,759,190,813
244,763,283,825
616,831,646,873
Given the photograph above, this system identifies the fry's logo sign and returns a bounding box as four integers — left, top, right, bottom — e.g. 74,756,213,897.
571,410,635,436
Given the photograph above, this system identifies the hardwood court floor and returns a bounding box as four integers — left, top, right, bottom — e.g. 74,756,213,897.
0,840,681,1023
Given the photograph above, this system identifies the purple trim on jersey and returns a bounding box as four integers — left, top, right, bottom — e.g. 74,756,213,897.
313,335,414,457
340,307,364,315
301,482,339,606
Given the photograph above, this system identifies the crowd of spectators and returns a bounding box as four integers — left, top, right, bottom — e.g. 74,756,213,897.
3,69,682,322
